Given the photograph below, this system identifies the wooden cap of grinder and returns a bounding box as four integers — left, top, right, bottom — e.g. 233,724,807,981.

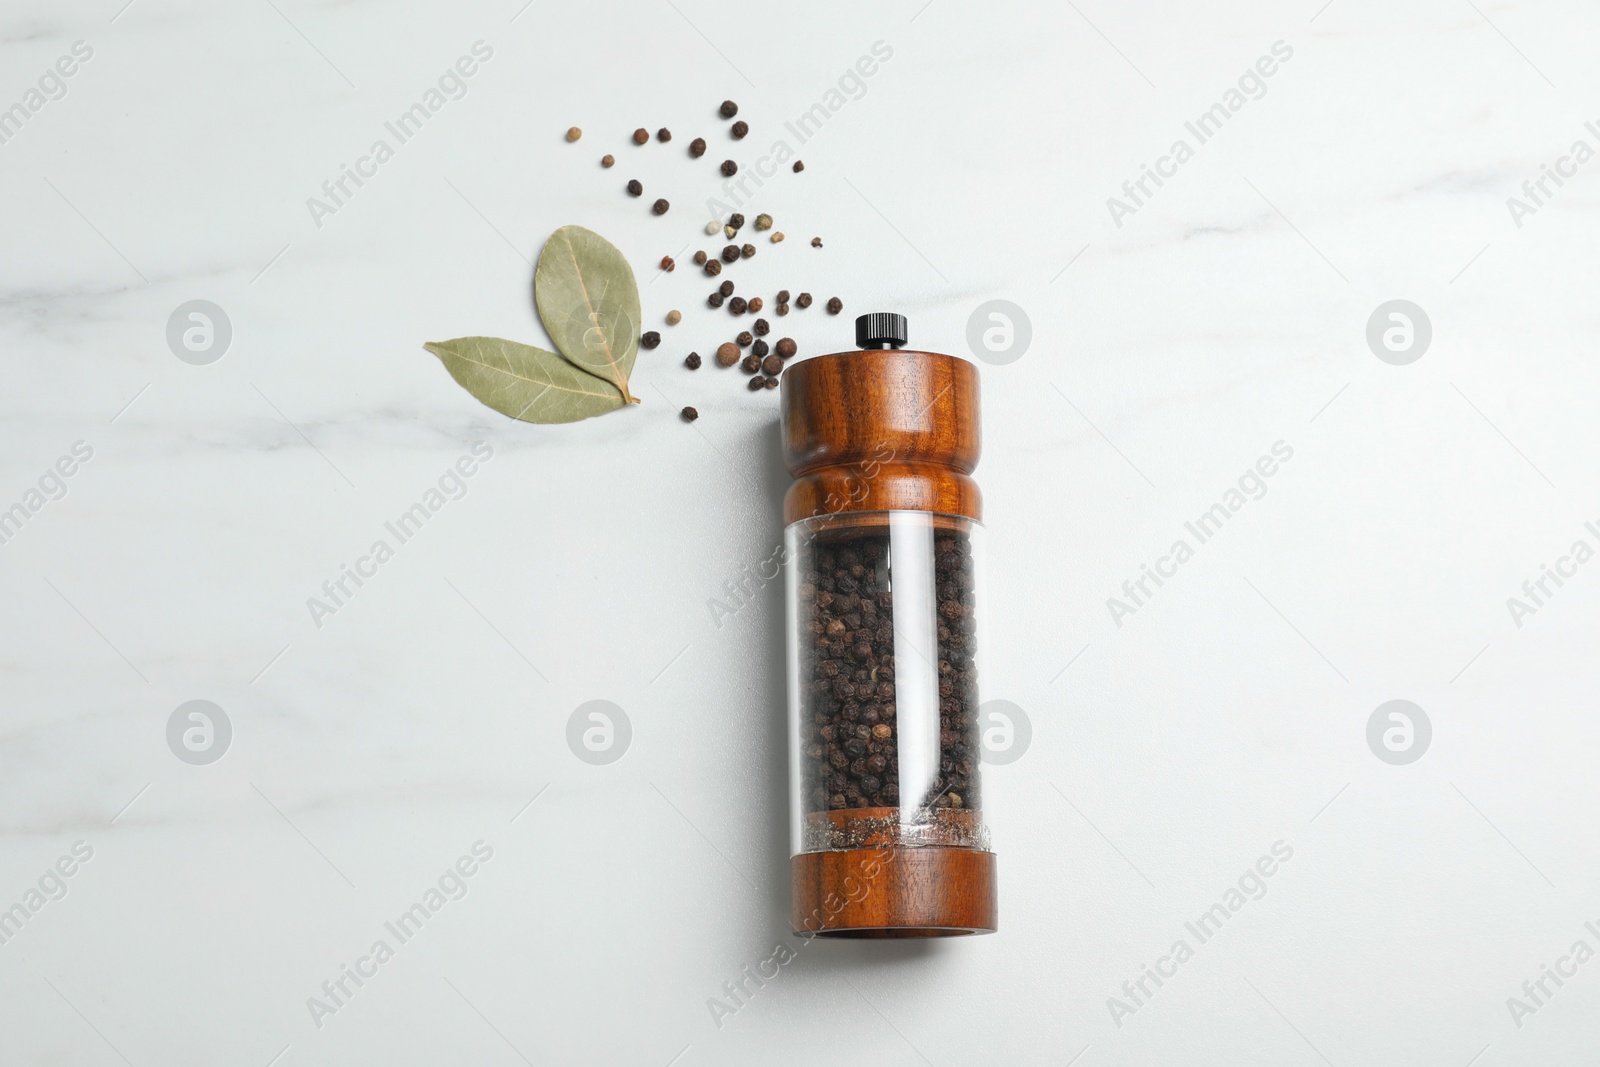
780,312,982,527
779,313,996,938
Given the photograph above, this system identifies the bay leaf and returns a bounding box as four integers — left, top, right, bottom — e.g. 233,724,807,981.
535,224,641,404
423,336,626,424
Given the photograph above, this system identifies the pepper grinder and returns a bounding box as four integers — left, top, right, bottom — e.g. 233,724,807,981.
780,312,996,937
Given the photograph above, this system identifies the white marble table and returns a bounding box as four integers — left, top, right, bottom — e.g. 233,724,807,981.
4,0,1598,1063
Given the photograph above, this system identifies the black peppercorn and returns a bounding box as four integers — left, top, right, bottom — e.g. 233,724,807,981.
633,128,649,144
776,337,798,358
729,213,745,231
653,198,670,215
776,290,790,304
751,339,769,357
811,237,823,248
748,375,766,390
764,376,778,389
827,297,842,314
601,154,615,168
657,127,671,142
720,100,739,118
793,160,805,173
729,297,747,315
693,250,708,265
741,243,756,259
762,354,782,375
721,159,738,177
684,352,702,369
690,137,706,158
776,303,789,316
731,120,748,139
704,259,722,276
719,280,734,297
753,318,770,336
796,292,813,308
798,527,979,815
626,179,643,196
640,331,660,349
748,298,763,314
742,354,760,372
681,406,698,422
721,244,740,263
737,330,754,346
708,291,725,308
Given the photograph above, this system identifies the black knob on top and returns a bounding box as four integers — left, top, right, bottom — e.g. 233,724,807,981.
855,312,908,350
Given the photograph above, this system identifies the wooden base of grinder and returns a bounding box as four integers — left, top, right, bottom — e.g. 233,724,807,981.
791,847,997,938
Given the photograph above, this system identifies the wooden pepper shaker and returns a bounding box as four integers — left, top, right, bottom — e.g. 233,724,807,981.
780,313,996,937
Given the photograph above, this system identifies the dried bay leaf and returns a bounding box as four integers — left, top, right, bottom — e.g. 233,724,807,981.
423,336,626,424
535,224,641,404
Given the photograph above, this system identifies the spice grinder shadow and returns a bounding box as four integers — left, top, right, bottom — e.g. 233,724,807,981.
778,312,997,939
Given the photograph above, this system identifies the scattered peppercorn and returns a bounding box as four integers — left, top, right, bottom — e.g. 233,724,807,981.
796,293,813,308
633,128,649,144
731,120,748,139
681,406,698,422
690,137,706,158
627,179,643,196
724,224,737,239
719,280,734,297
749,375,767,390
776,290,790,304
755,214,773,231
720,100,739,118
716,342,740,366
793,160,805,173
729,297,748,315
737,330,754,346
685,352,702,369
660,255,675,272
721,244,741,263
754,318,770,336
742,354,760,372
764,376,778,389
730,213,745,231
776,337,798,357
693,250,708,265
748,298,763,314
721,159,738,177
708,291,725,308
705,219,722,235
763,354,783,375
704,259,722,276
652,198,670,215
776,302,790,316
666,310,682,325
601,154,615,168
641,331,661,349
741,243,756,259
771,232,785,243
566,126,582,142
657,127,672,142
811,237,823,248
752,338,770,357
827,297,843,314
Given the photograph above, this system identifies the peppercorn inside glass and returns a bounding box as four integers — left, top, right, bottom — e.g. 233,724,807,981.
786,511,987,856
